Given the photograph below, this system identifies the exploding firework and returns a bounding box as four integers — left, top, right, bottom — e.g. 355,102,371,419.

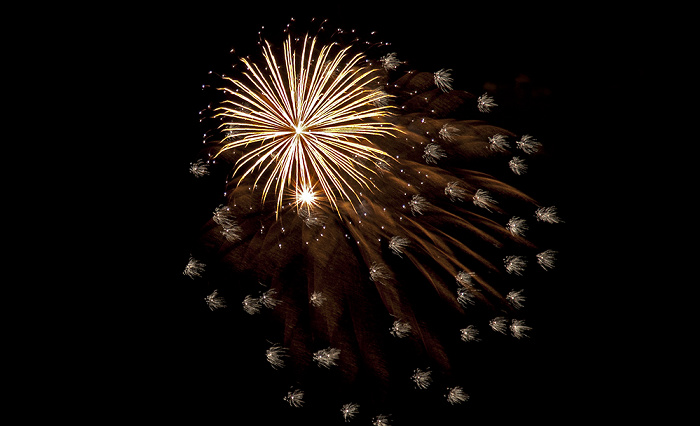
213,34,399,216
185,19,562,423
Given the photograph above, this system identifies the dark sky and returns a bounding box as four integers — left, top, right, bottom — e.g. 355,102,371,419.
108,4,645,424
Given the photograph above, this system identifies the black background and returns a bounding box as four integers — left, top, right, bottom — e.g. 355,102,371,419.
50,2,651,424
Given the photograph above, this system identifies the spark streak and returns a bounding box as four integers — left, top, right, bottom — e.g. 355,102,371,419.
214,34,399,216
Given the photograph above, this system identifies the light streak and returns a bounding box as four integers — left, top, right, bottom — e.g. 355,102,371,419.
214,34,399,217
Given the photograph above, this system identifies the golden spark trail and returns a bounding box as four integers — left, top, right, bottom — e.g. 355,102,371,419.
214,34,398,216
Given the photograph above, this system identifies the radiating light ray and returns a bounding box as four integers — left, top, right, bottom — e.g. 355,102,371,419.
214,34,399,216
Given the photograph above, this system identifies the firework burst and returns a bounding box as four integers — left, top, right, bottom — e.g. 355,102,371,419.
214,34,399,216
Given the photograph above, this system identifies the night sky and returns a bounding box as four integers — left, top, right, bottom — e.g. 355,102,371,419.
100,3,646,424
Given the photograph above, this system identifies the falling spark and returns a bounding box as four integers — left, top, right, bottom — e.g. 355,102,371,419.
438,123,460,142
204,290,226,311
380,52,402,70
183,256,205,279
369,261,390,282
388,236,410,257
506,289,526,309
510,319,532,339
537,249,558,270
372,414,392,426
434,68,453,92
457,286,476,307
390,320,412,338
189,159,210,177
445,386,470,404
488,134,510,152
260,288,281,309
411,368,432,389
266,343,288,369
509,156,528,175
477,93,497,113
460,325,481,342
314,347,341,368
473,189,497,211
284,388,305,407
506,216,528,236
340,403,360,422
422,143,447,164
489,317,509,334
535,206,563,223
408,194,430,215
504,255,527,275
214,34,399,216
516,134,542,154
445,181,467,202
242,295,262,315
309,291,326,307
455,270,475,286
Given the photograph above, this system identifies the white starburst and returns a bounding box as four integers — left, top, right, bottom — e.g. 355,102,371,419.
411,368,432,389
213,204,242,242
455,270,475,286
477,93,497,113
389,236,410,257
380,52,402,70
408,194,430,216
510,319,531,339
390,320,412,338
284,388,305,408
183,256,205,279
488,134,510,152
266,343,288,369
489,317,509,334
537,249,558,270
516,134,542,154
189,159,210,177
242,295,262,315
535,206,563,223
504,255,527,275
506,289,526,309
215,34,398,217
509,156,528,175
369,261,390,283
372,414,392,426
423,143,447,164
457,286,476,308
439,123,460,142
313,347,341,368
460,325,481,342
340,403,360,422
309,291,326,307
445,386,470,404
204,290,226,311
506,216,528,236
260,288,280,309
445,181,467,202
473,189,497,211
434,68,453,92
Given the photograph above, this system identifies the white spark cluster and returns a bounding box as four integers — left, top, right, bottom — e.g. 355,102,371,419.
204,289,226,311
411,368,432,389
314,347,341,368
340,403,360,422
445,181,467,202
434,69,454,92
473,189,497,211
460,325,481,342
183,256,205,279
477,93,497,113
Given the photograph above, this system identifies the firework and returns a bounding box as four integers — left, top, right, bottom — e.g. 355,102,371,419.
214,34,399,216
186,21,563,423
